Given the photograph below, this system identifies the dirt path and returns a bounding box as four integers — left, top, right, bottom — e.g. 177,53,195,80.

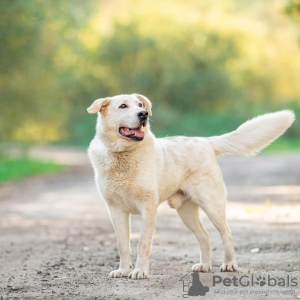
0,149,299,299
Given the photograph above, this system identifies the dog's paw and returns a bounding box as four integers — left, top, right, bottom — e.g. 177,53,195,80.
108,268,131,278
220,261,238,272
128,267,149,280
192,263,211,272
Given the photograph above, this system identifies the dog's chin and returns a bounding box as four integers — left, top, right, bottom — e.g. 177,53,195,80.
119,126,145,142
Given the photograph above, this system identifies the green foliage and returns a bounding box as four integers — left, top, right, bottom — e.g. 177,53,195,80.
97,23,238,112
0,0,299,147
0,156,63,184
285,0,300,21
263,138,300,152
151,108,244,138
0,0,96,142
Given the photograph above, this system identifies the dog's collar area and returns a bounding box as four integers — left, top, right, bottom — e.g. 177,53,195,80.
119,127,144,141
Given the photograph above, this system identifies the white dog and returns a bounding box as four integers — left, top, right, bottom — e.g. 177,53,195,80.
87,94,295,280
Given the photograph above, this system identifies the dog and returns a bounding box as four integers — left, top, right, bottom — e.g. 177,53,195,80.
87,94,295,279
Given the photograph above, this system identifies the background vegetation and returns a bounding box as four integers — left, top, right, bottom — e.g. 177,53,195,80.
0,155,63,184
1,0,300,148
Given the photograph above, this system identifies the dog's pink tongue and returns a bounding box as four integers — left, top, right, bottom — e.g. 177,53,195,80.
132,128,145,138
121,127,132,136
120,127,145,138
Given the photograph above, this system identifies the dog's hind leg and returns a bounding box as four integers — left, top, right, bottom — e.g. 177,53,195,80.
201,201,237,271
202,201,237,271
174,197,211,272
186,174,238,272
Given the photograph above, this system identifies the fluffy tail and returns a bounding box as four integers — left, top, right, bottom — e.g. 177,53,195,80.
209,110,295,156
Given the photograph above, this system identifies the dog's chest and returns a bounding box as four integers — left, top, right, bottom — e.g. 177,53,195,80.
94,150,155,213
97,152,141,196
105,152,138,187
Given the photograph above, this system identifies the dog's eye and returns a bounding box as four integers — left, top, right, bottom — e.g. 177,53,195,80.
138,103,143,107
119,104,128,109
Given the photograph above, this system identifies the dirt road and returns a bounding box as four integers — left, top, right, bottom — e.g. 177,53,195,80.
0,148,299,299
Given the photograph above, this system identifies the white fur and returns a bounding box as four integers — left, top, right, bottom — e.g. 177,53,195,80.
87,94,295,279
209,110,295,156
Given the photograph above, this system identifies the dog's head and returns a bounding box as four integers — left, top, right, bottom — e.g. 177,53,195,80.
87,94,152,150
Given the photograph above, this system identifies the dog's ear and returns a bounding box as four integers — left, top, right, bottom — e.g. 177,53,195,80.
87,98,110,114
133,94,152,116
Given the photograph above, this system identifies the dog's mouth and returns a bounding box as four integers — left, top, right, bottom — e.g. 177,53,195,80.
119,126,145,141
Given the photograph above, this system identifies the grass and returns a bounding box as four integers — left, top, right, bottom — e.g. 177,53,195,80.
263,138,300,153
0,155,64,185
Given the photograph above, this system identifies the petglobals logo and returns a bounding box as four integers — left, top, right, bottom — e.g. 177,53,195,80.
213,274,298,287
179,272,299,298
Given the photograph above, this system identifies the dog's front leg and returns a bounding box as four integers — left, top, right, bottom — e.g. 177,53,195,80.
129,207,157,280
108,206,132,278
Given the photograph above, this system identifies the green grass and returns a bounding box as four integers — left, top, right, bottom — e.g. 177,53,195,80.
263,138,300,153
0,156,64,184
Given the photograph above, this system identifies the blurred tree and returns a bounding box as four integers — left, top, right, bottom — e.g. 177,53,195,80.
0,0,299,146
96,22,238,112
0,0,96,144
285,0,300,21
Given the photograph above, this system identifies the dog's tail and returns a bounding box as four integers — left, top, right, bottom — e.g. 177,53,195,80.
209,110,295,156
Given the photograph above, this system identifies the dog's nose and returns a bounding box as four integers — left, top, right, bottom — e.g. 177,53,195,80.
137,110,148,120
